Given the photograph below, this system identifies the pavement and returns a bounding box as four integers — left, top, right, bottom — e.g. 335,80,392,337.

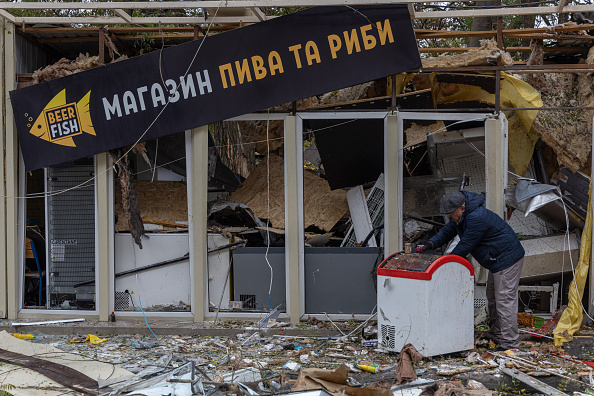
0,318,343,337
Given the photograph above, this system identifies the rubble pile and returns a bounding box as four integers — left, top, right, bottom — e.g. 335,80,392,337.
0,319,593,395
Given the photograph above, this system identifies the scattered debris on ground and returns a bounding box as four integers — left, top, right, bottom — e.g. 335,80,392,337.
0,319,592,395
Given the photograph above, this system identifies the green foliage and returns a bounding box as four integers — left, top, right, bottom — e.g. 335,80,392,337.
558,378,569,392
0,383,15,396
11,0,111,20
413,0,562,57
266,7,310,16
496,378,527,395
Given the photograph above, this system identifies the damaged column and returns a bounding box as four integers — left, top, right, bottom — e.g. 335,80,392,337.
190,126,209,322
485,115,508,217
384,114,403,254
284,115,303,323
96,153,110,321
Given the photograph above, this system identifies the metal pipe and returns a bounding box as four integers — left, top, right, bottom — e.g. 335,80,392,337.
404,215,445,228
73,240,246,287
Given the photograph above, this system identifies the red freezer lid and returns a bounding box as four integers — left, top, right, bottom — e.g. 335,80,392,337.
377,252,474,280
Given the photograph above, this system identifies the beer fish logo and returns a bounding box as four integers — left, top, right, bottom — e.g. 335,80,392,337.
28,89,95,147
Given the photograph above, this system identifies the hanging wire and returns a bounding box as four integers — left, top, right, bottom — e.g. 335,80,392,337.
12,0,227,201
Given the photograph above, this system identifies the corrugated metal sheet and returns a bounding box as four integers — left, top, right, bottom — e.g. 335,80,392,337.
15,34,50,73
46,158,96,306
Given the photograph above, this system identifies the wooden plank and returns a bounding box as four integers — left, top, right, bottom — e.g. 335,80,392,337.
500,367,568,396
0,10,15,23
0,348,99,395
558,0,568,13
115,180,188,232
143,218,188,228
418,3,594,19
112,9,132,23
229,153,348,232
3,1,594,23
25,238,33,259
17,22,594,37
0,1,430,10
8,16,264,24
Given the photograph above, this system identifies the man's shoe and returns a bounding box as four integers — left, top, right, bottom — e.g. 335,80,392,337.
494,346,519,353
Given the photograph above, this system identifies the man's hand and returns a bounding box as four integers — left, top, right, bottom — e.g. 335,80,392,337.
415,239,434,252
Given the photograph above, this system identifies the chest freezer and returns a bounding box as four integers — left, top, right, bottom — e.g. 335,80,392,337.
377,252,474,357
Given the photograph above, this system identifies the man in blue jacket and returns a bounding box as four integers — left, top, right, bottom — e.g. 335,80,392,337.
416,190,525,351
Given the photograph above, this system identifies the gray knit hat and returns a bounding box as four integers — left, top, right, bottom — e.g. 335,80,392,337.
440,191,466,215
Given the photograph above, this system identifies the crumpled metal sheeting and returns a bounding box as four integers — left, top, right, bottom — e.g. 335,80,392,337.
505,179,562,217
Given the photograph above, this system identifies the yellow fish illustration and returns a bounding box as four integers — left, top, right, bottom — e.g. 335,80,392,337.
29,89,95,147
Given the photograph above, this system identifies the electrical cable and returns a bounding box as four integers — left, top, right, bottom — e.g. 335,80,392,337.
151,137,159,182
265,110,273,311
213,254,234,325
23,112,492,200
138,295,161,341
9,0,227,202
560,197,594,322
344,307,377,338
129,235,161,341
322,312,347,336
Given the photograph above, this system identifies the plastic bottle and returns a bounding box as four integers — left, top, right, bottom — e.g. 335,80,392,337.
13,333,35,340
357,361,379,373
109,312,116,322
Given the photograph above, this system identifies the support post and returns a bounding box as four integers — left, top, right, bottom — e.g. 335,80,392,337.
190,126,209,322
284,115,303,323
495,17,503,115
384,114,403,255
485,115,508,218
4,21,17,319
96,153,110,321
0,19,7,318
98,27,105,65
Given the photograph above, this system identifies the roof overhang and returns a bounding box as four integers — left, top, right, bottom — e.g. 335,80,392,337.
2,0,594,26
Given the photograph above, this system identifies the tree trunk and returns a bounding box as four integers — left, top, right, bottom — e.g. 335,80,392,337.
521,14,537,60
212,121,256,179
468,0,501,48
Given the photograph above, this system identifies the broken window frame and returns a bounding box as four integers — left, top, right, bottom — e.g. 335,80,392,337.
17,155,101,314
205,111,499,322
393,111,503,287
110,131,194,319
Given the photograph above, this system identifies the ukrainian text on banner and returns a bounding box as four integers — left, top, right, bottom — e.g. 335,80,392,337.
11,5,421,171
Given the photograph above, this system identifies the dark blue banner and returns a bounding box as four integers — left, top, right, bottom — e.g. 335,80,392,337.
11,5,420,170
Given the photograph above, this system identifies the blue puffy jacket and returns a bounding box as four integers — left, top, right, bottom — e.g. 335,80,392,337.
428,191,525,273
